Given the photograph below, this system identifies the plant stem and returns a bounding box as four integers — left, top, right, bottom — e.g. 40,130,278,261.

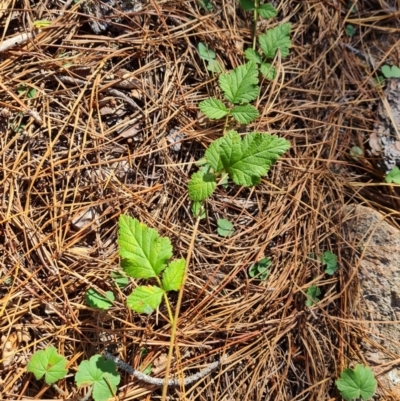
156,276,174,324
161,215,201,401
252,0,259,49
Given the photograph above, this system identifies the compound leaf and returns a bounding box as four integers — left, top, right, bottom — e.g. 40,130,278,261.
231,104,259,124
259,23,291,59
86,288,115,310
27,346,68,385
76,355,120,401
336,364,377,401
199,98,229,119
188,171,217,201
118,215,172,279
162,259,185,291
219,62,259,104
258,4,277,19
126,285,164,314
385,166,400,184
206,130,290,187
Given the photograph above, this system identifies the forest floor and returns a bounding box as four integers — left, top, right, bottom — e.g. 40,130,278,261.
1,0,400,400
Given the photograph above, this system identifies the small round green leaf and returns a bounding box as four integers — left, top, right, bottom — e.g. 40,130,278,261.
126,285,164,314
27,346,68,385
381,64,400,79
76,355,120,401
385,166,400,184
336,364,377,401
217,218,234,237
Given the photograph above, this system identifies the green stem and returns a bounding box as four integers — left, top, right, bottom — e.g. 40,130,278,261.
156,276,174,324
161,215,201,400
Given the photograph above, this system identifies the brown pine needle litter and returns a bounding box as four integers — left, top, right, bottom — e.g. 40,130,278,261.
1,0,400,400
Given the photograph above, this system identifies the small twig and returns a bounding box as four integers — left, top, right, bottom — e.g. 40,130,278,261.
104,351,228,387
0,32,35,53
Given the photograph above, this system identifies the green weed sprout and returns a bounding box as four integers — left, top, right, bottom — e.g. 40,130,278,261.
336,364,377,400
249,257,271,280
198,42,222,73
385,166,400,184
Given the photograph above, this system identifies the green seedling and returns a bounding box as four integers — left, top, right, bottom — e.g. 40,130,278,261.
245,23,291,79
321,250,338,275
381,64,400,79
118,215,185,315
191,201,206,219
336,364,377,400
217,218,234,237
27,346,68,385
75,355,120,401
198,42,222,73
249,257,271,280
305,285,321,307
85,288,115,310
385,166,400,184
198,0,214,11
345,24,356,37
188,130,290,201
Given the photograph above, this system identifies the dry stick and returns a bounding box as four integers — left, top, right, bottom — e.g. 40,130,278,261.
104,351,228,387
0,32,34,53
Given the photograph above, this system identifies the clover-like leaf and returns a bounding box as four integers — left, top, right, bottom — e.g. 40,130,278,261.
248,257,271,280
259,23,291,59
321,250,338,275
381,64,400,79
198,42,216,61
27,346,68,385
205,130,290,187
385,166,400,184
219,62,259,104
217,218,234,237
336,364,377,400
162,259,185,291
231,104,259,124
118,215,172,279
199,98,229,119
188,171,217,201
86,288,115,310
126,285,164,314
76,355,120,401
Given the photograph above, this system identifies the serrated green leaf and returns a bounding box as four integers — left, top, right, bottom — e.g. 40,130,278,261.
118,215,172,279
258,4,277,19
321,251,338,275
381,64,400,78
239,0,255,11
207,59,223,73
27,346,68,385
244,48,263,64
260,62,277,80
305,285,321,307
336,364,377,401
110,271,129,289
85,288,114,310
259,23,291,59
126,285,164,314
206,130,290,187
162,259,185,291
188,171,217,201
198,42,216,61
217,218,234,237
191,201,206,219
345,24,356,37
231,104,259,124
76,355,120,401
199,98,229,119
385,166,400,184
219,62,259,104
